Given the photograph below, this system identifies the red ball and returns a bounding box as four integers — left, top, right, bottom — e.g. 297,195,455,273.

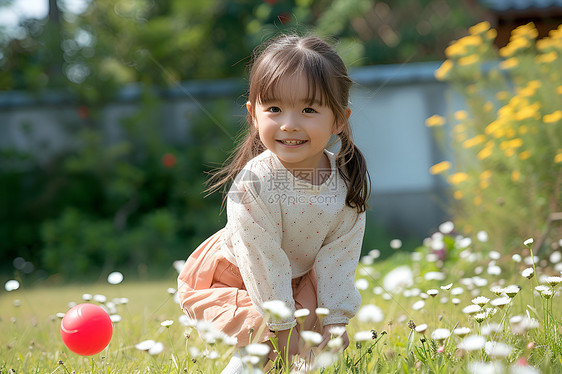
60,303,113,356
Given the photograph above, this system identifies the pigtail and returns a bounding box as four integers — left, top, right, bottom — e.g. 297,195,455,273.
336,131,371,213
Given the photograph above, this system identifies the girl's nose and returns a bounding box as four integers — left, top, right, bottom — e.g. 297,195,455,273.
280,113,299,131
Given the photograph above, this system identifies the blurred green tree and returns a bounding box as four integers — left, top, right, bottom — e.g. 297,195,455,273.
0,0,483,96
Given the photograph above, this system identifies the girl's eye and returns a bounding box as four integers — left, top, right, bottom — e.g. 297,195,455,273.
303,107,317,114
267,107,281,113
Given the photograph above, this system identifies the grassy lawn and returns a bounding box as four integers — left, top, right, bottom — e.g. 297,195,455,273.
2,238,562,373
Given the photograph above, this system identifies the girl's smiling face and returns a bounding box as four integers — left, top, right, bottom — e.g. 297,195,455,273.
248,73,349,174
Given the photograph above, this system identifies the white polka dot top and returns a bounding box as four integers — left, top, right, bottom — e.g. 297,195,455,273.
221,149,365,330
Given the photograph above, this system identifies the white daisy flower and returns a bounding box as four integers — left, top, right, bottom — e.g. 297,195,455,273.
135,340,156,351
487,265,502,275
477,231,488,242
329,326,346,337
481,322,501,336
451,287,464,296
512,254,522,263
245,343,270,357
263,300,292,321
468,361,504,374
484,341,512,359
544,276,562,287
462,304,482,315
354,331,373,342
457,335,485,351
148,342,164,355
4,280,20,292
315,307,330,319
355,278,369,290
383,266,414,293
550,251,562,264
390,239,402,249
471,296,490,307
357,304,384,323
424,271,446,281
161,320,174,328
107,271,123,285
453,327,471,337
412,300,425,311
314,352,338,369
503,285,521,298
440,283,453,290
439,221,454,234
473,313,487,323
524,238,534,247
173,260,186,273
415,323,428,333
522,267,534,279
427,289,439,297
430,328,450,342
490,297,511,309
300,331,323,346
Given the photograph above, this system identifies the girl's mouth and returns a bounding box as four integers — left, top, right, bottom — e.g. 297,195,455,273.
277,139,307,145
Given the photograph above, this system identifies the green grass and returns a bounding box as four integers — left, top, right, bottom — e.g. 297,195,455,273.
2,239,562,373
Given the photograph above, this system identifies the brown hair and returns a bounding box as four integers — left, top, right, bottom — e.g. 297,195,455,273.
207,34,370,212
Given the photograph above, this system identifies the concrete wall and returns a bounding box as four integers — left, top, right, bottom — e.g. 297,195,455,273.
0,62,452,237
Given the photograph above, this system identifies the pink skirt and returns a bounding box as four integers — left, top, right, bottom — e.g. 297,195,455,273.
177,229,321,347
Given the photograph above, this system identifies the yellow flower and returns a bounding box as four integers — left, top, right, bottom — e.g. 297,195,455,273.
425,114,446,127
557,86,562,95
511,170,520,182
515,102,541,121
499,138,523,150
555,153,562,163
518,81,540,97
435,60,453,80
480,170,492,180
512,22,538,39
478,146,493,160
454,190,463,200
504,148,515,157
454,110,468,121
463,135,486,148
486,29,497,40
445,43,467,58
458,54,479,66
537,38,557,51
448,172,469,185
536,51,558,64
459,34,482,48
499,57,519,69
474,196,482,206
479,180,489,189
429,161,451,175
543,111,562,123
469,21,491,35
519,150,531,160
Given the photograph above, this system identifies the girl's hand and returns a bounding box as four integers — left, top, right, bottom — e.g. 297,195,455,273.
318,324,349,351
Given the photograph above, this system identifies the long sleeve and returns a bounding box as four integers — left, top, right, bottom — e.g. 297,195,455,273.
224,165,297,330
315,210,365,326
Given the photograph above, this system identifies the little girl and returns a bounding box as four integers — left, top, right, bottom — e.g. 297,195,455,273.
178,34,370,372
